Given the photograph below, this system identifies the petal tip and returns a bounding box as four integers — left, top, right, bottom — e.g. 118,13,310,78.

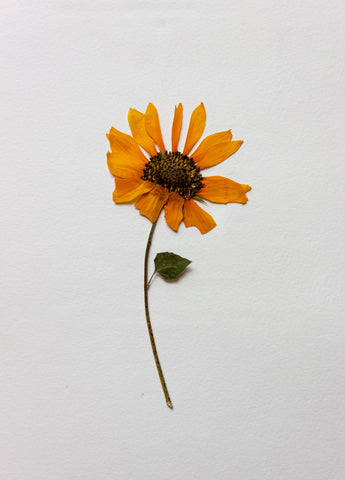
146,102,155,111
242,184,251,193
199,102,206,116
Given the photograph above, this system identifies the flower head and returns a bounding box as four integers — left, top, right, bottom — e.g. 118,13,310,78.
107,103,251,234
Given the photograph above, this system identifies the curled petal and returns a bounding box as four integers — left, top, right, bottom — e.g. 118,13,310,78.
164,193,184,231
183,103,206,155
171,103,183,152
113,177,153,204
135,185,169,222
128,108,157,157
107,127,147,177
183,198,216,234
145,103,166,152
199,176,251,204
194,140,243,170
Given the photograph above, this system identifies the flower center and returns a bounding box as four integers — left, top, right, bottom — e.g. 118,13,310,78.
142,151,203,199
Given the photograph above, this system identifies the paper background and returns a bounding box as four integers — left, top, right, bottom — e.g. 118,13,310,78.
1,0,345,478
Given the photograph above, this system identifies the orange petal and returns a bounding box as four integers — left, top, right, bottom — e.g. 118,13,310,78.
128,108,157,157
107,151,144,178
171,103,183,152
182,103,206,155
191,130,232,159
242,184,252,193
164,193,184,231
198,176,251,204
113,177,153,204
194,140,243,170
135,184,169,222
107,127,148,177
144,103,166,152
183,198,216,234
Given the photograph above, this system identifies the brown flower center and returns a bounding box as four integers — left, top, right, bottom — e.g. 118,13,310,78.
142,151,203,199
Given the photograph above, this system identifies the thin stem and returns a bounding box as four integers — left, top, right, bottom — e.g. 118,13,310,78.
147,271,156,288
144,218,173,410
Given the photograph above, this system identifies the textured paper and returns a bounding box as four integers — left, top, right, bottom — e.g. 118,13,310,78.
1,0,345,478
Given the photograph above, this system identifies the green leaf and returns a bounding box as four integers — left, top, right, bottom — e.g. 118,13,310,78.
154,252,191,280
193,195,207,204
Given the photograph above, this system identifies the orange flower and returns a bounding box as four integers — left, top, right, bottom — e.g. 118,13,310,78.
107,103,251,234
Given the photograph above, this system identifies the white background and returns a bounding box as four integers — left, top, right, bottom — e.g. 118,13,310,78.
1,0,345,478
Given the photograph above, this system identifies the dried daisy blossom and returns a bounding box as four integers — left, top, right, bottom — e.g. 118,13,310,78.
107,103,251,409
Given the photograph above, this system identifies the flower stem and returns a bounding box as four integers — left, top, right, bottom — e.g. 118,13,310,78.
144,219,173,410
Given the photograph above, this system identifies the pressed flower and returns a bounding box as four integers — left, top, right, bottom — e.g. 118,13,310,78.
106,103,251,410
107,102,251,235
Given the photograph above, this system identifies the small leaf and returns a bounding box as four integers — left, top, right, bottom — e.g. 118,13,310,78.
193,195,207,204
154,252,191,280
